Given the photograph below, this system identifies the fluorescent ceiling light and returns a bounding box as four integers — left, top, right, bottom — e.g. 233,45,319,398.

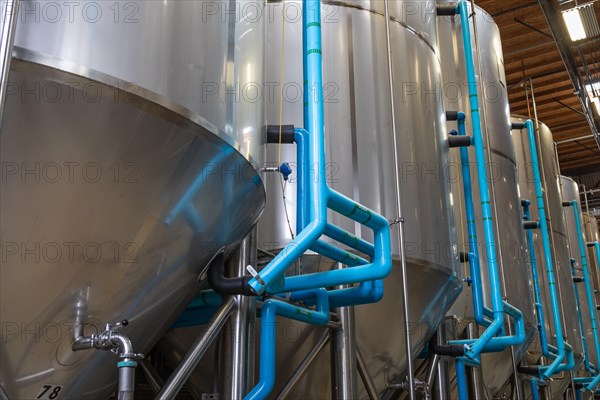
563,7,587,41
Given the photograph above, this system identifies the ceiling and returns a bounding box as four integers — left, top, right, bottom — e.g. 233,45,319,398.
476,0,600,176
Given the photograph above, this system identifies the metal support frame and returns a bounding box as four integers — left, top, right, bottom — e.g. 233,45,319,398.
331,304,357,399
274,331,330,400
156,297,236,400
357,346,379,400
219,231,257,399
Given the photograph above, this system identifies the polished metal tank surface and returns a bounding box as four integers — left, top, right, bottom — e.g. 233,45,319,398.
512,117,585,398
437,6,536,396
584,213,600,308
561,176,599,370
1,2,266,399
258,0,461,396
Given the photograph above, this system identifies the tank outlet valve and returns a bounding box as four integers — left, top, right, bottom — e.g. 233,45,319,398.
72,320,143,400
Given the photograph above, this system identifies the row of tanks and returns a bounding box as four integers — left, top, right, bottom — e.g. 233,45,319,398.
1,0,599,399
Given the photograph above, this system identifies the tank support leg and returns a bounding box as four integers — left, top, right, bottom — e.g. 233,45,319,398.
220,231,257,399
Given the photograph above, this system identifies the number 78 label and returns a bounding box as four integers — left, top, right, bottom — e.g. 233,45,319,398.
36,384,63,399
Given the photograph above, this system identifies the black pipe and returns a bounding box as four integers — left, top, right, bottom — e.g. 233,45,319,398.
266,125,295,144
446,111,459,121
437,3,458,16
449,136,472,148
573,276,584,283
512,122,526,130
523,221,539,230
428,336,465,357
517,365,541,375
207,252,257,296
562,201,572,207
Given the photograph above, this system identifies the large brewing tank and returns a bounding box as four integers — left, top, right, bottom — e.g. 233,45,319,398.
259,0,461,395
512,117,584,398
0,1,266,399
562,176,599,371
583,212,600,305
437,6,536,396
560,176,598,376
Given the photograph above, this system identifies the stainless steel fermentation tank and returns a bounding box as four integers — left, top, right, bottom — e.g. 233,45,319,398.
0,1,266,399
512,118,584,398
258,0,461,396
562,176,599,372
583,212,600,306
437,5,536,397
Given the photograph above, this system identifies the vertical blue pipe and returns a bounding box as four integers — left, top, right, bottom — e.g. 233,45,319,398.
456,0,507,359
456,359,469,400
455,114,491,327
523,119,568,378
522,201,555,358
530,379,540,400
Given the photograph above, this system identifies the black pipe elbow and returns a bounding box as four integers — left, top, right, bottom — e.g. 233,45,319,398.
428,336,465,357
437,3,458,16
517,365,540,375
207,252,257,296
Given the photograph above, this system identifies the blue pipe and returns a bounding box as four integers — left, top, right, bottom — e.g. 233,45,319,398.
530,379,540,400
565,201,600,391
456,358,469,400
522,200,556,360
248,0,392,296
453,113,492,327
294,128,371,267
454,0,524,360
522,119,571,378
293,127,381,304
244,290,330,400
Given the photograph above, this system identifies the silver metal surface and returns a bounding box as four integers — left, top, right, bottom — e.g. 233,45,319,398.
0,0,19,125
331,303,357,399
219,232,257,399
561,176,599,371
139,359,163,395
274,331,330,400
1,1,266,398
156,297,236,400
357,346,378,400
384,0,415,397
512,117,585,397
261,1,461,396
438,5,536,396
